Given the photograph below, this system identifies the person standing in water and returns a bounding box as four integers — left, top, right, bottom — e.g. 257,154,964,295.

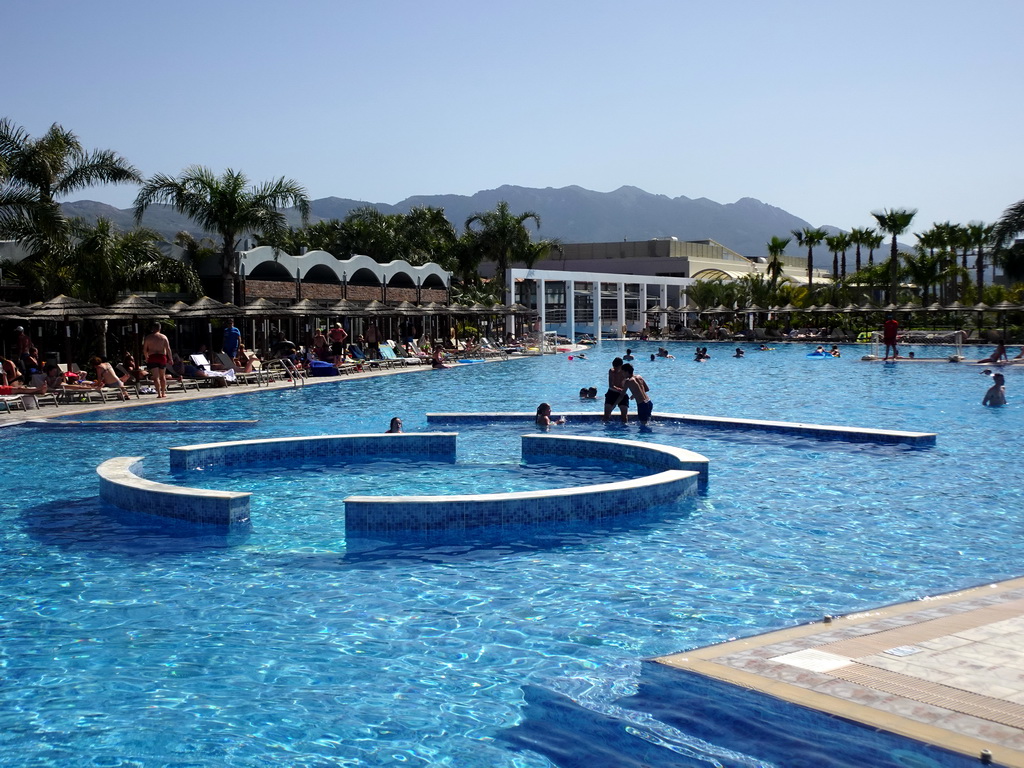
614,363,652,425
883,314,899,360
983,373,1007,407
603,357,628,423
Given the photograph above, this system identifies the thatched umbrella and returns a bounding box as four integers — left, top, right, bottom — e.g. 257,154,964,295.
327,298,359,314
176,295,237,318
0,302,30,318
239,297,295,317
30,294,108,364
100,295,171,359
239,298,296,353
176,296,238,353
392,300,419,315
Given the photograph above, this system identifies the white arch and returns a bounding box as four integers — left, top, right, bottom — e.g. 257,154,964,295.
238,246,449,288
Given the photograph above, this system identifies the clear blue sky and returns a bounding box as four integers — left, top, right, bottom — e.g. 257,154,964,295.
5,0,1022,242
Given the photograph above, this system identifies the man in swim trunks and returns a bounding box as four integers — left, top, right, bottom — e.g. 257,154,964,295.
603,357,629,423
615,363,652,425
328,322,348,364
883,314,899,361
143,322,173,399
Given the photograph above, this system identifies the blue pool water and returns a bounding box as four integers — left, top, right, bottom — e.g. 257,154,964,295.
1,342,1021,767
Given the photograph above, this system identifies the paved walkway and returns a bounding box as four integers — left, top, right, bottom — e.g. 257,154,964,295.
0,360,464,426
658,577,1024,766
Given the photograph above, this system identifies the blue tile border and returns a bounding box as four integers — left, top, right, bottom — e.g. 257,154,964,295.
97,456,251,526
426,412,937,446
95,432,708,534
345,434,707,534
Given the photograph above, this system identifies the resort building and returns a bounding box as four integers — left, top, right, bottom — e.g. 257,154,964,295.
507,266,697,340
517,238,818,283
233,246,450,306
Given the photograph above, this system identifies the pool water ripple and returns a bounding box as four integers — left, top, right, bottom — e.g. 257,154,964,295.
2,343,1021,766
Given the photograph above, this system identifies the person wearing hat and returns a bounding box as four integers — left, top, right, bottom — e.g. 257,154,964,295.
14,326,31,358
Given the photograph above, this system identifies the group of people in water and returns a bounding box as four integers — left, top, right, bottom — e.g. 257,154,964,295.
540,355,654,429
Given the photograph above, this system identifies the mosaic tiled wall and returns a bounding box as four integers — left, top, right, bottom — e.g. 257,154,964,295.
344,434,706,534
169,433,458,471
425,412,937,445
98,456,251,526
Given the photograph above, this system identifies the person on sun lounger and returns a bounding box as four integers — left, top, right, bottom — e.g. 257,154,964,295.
978,341,1008,364
0,382,47,396
89,357,131,399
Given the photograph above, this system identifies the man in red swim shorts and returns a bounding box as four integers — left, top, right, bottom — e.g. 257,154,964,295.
143,322,173,399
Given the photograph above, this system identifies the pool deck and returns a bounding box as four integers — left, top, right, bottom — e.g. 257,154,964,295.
657,576,1024,766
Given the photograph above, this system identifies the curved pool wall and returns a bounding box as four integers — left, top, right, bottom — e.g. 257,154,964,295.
427,411,937,445
97,456,252,526
99,433,457,526
96,432,707,533
167,432,458,470
344,434,707,534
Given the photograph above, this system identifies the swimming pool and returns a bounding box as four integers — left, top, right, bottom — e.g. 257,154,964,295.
1,342,1019,766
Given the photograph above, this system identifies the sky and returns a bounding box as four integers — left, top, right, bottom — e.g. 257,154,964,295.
5,0,1023,243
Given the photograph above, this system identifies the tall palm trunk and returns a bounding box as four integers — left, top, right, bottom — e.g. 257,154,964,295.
221,235,236,304
888,236,899,305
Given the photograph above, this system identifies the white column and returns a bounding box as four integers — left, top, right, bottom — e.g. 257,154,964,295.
639,284,648,333
566,279,575,346
616,282,626,338
660,283,669,330
506,270,515,337
537,279,546,349
593,281,602,343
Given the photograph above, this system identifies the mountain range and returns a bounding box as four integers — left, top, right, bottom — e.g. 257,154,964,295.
61,185,833,259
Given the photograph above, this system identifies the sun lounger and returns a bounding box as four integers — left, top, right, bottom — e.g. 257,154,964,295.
379,344,418,367
0,395,27,413
212,352,265,386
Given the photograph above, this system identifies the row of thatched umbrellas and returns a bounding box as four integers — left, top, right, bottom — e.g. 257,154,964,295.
0,294,537,322
645,300,1024,315
1,294,538,362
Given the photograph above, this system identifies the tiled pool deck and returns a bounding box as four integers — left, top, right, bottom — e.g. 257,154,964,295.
657,576,1024,766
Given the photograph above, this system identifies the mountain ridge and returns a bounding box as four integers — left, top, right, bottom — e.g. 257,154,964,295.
60,185,836,258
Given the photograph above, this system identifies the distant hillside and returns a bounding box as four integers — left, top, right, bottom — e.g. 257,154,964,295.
61,185,833,258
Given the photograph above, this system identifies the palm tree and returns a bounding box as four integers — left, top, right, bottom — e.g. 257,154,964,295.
401,206,458,268
902,246,944,307
0,118,140,249
134,166,310,303
866,231,884,269
871,208,917,305
791,227,828,289
5,218,201,303
848,227,872,275
465,201,549,286
337,206,407,263
765,235,790,288
993,198,1024,251
825,233,850,280
965,221,995,297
